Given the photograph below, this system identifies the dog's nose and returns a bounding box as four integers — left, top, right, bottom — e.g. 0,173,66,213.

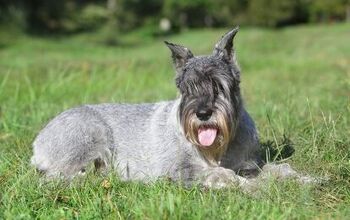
196,109,213,121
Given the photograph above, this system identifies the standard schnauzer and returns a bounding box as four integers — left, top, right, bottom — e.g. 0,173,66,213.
31,27,315,190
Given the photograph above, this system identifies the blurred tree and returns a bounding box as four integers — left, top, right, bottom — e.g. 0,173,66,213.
25,0,66,32
308,0,349,22
64,2,108,32
208,0,249,26
0,0,108,33
162,0,214,29
116,0,163,30
247,0,308,27
103,0,119,45
0,0,349,34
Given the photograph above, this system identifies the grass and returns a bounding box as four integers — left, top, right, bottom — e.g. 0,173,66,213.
0,23,349,219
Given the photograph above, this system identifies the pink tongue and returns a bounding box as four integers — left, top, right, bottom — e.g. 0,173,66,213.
198,128,217,147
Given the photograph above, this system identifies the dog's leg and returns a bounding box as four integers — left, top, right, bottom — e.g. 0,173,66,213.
199,166,251,189
221,109,262,177
170,157,245,189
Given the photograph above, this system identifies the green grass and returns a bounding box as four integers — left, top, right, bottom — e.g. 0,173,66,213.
0,23,349,219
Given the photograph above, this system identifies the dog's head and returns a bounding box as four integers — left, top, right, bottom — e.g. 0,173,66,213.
165,27,242,151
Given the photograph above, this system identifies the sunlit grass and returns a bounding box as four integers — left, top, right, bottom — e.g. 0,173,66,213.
0,23,349,219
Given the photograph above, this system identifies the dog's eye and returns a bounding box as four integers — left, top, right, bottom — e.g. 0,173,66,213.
211,81,219,96
219,84,225,92
213,86,219,96
215,83,230,99
214,83,225,95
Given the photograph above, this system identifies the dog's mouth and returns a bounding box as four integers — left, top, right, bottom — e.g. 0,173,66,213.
197,126,218,148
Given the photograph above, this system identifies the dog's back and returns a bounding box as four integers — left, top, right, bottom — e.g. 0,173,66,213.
31,101,186,179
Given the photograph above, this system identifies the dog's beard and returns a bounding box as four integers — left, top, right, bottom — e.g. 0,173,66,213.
181,109,231,150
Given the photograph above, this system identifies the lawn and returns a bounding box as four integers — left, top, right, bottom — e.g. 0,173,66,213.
0,23,349,219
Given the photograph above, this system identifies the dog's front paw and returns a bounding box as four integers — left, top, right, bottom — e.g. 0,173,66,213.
201,167,249,189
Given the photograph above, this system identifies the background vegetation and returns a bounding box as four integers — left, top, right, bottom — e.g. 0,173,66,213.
0,0,350,35
0,1,349,219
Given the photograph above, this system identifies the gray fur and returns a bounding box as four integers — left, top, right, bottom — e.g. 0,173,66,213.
31,27,316,190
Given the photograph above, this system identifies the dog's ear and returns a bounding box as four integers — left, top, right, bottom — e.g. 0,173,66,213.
213,27,239,62
164,41,194,72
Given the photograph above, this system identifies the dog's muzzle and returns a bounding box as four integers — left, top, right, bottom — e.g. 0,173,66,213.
182,107,231,149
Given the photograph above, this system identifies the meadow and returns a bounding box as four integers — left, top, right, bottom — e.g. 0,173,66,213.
0,23,349,219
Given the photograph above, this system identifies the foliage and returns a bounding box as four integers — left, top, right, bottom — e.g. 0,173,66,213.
0,0,349,34
69,4,109,31
247,0,308,27
114,0,163,31
162,0,214,28
308,0,349,22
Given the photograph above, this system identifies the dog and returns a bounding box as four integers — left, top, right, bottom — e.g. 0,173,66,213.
31,27,316,190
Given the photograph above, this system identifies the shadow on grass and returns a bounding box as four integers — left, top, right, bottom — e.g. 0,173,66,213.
259,135,295,164
0,43,7,49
